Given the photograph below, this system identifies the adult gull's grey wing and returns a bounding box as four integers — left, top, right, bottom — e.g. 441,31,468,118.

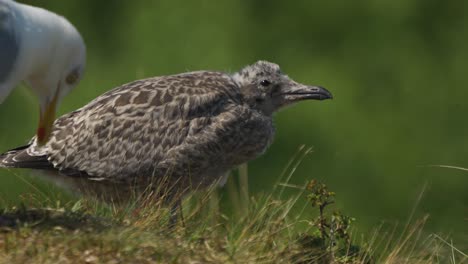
0,0,20,100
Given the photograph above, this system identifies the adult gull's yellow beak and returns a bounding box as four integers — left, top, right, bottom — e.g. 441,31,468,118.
37,89,59,145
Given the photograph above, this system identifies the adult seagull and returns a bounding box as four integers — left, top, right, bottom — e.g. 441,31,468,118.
0,0,86,144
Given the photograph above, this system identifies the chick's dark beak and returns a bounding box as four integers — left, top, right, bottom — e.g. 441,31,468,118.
282,82,333,101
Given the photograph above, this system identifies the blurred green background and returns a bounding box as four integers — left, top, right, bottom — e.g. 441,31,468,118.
1,0,467,244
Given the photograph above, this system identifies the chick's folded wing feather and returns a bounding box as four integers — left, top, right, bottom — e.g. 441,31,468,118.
39,72,242,180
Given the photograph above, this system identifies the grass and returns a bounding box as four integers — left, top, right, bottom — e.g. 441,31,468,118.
0,147,466,263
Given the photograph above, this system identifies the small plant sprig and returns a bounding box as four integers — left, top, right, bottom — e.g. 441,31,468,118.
306,179,336,241
303,179,357,263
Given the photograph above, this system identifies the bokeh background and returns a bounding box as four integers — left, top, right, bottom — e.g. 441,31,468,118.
1,0,467,245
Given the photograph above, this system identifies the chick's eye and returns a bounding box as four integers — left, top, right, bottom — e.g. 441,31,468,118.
65,70,80,85
260,80,271,86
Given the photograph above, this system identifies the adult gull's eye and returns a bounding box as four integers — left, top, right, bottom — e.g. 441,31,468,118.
66,68,80,85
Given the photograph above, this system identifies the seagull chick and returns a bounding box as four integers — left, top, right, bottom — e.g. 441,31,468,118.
0,0,86,144
0,61,332,202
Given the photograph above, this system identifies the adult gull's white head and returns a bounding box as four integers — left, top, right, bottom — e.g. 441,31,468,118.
0,0,86,144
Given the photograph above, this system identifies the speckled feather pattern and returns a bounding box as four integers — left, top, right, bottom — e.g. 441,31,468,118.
28,70,274,191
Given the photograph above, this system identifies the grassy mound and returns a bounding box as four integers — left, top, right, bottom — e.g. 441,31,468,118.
0,179,465,264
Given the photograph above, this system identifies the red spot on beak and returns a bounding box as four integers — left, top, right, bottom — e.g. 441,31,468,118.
37,126,46,142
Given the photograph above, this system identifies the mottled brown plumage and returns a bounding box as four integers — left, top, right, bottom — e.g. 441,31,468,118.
0,61,332,201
